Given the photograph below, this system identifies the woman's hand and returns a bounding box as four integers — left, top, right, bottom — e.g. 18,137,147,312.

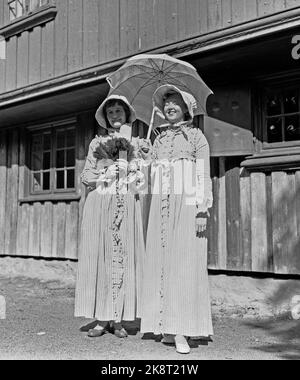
195,211,209,234
196,217,207,234
116,158,129,173
105,163,118,179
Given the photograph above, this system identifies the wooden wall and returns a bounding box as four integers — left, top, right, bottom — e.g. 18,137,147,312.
0,112,95,260
1,0,300,94
207,157,300,275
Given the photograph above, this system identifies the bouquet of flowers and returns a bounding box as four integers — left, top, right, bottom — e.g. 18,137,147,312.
93,136,135,163
93,135,145,191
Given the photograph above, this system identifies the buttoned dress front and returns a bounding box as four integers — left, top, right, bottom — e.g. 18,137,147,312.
140,125,214,338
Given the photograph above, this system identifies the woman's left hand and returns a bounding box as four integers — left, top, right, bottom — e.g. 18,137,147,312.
116,158,129,173
196,217,207,233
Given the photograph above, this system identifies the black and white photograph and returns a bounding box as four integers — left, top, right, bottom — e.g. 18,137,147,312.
0,0,300,363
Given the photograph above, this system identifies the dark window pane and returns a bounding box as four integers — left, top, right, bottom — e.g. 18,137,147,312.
285,115,300,142
66,128,75,147
43,133,51,151
33,172,41,192
267,117,283,143
32,152,42,171
56,170,65,189
67,169,75,188
57,131,65,149
32,134,43,152
43,172,50,191
56,150,65,168
283,91,298,114
66,149,75,167
266,95,281,116
43,152,51,170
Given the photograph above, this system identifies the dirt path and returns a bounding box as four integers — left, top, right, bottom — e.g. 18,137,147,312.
0,277,299,360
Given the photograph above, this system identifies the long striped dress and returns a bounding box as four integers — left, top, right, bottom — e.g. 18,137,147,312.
140,125,214,338
74,135,145,323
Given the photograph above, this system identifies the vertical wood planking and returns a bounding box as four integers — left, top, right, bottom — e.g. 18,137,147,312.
138,0,157,51
65,201,79,259
98,0,120,62
40,202,53,257
222,0,233,28
16,128,28,255
0,0,4,27
218,157,227,269
225,158,241,270
57,202,67,258
120,0,139,57
199,0,209,34
239,168,251,271
52,202,66,258
274,0,287,12
272,172,299,274
68,0,83,72
27,204,34,254
76,115,88,234
5,129,19,255
28,27,41,84
41,21,55,81
207,158,219,269
296,171,300,240
0,0,6,93
164,0,178,44
251,172,269,272
29,202,43,256
286,173,300,273
257,0,275,16
245,0,258,20
231,0,246,25
208,0,222,32
54,0,68,76
177,0,199,40
82,0,99,67
5,36,17,91
0,130,7,255
17,32,29,87
16,203,30,256
285,0,300,11
272,171,288,273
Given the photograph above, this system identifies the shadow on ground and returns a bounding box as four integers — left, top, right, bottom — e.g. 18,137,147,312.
243,315,300,360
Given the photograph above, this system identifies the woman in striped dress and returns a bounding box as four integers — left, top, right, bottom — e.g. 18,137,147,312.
140,85,214,354
74,95,146,338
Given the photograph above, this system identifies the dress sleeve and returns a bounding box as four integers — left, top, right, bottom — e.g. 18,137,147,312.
193,128,213,213
81,137,109,189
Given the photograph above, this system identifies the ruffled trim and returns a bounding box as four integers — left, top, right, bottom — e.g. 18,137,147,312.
159,193,170,330
111,182,127,322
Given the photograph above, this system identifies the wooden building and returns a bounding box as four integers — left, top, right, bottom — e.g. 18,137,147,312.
0,0,300,276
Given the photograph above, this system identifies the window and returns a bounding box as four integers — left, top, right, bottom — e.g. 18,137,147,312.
8,0,49,21
30,124,76,195
262,84,300,146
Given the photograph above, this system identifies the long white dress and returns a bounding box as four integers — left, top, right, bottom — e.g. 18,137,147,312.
74,135,146,322
140,125,213,337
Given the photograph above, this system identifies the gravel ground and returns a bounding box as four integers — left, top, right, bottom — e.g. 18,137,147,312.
0,277,299,361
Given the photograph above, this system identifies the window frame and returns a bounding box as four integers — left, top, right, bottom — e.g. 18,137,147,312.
255,76,300,154
20,118,80,203
0,0,56,39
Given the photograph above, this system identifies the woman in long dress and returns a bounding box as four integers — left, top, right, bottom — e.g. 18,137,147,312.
75,95,146,338
140,85,213,354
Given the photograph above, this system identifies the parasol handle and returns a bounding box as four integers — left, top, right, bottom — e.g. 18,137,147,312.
147,107,157,140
